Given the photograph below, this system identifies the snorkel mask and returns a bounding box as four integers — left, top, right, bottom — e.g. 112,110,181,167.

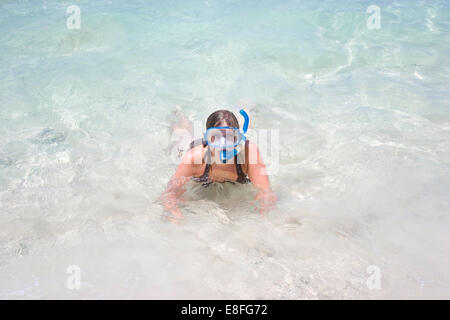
204,109,249,163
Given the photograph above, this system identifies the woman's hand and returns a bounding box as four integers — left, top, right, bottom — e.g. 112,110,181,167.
166,207,184,224
255,190,277,215
162,191,184,223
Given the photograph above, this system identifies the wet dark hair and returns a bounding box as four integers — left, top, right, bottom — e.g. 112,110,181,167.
206,110,239,129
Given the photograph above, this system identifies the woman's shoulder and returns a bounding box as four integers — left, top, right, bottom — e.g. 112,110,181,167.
177,144,206,178
183,143,205,165
242,140,261,172
246,140,261,159
188,138,206,150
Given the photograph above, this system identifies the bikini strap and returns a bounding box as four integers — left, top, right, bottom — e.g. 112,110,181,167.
235,140,250,184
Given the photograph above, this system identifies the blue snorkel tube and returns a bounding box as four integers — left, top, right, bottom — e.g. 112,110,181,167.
240,109,249,134
220,109,249,163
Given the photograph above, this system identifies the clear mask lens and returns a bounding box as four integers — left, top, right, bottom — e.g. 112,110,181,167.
205,128,242,149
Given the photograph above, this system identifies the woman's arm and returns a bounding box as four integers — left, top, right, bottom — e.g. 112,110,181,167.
161,148,199,219
246,142,277,214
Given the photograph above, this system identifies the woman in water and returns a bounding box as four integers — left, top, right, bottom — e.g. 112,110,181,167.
162,108,276,219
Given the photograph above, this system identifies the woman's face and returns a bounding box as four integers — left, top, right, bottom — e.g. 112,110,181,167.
206,120,241,163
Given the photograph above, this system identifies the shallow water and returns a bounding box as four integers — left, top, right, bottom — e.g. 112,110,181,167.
1,0,449,299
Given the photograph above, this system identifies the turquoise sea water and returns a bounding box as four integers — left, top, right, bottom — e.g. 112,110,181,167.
0,0,449,298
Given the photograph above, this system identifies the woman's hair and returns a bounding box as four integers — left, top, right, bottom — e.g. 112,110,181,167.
206,110,239,129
